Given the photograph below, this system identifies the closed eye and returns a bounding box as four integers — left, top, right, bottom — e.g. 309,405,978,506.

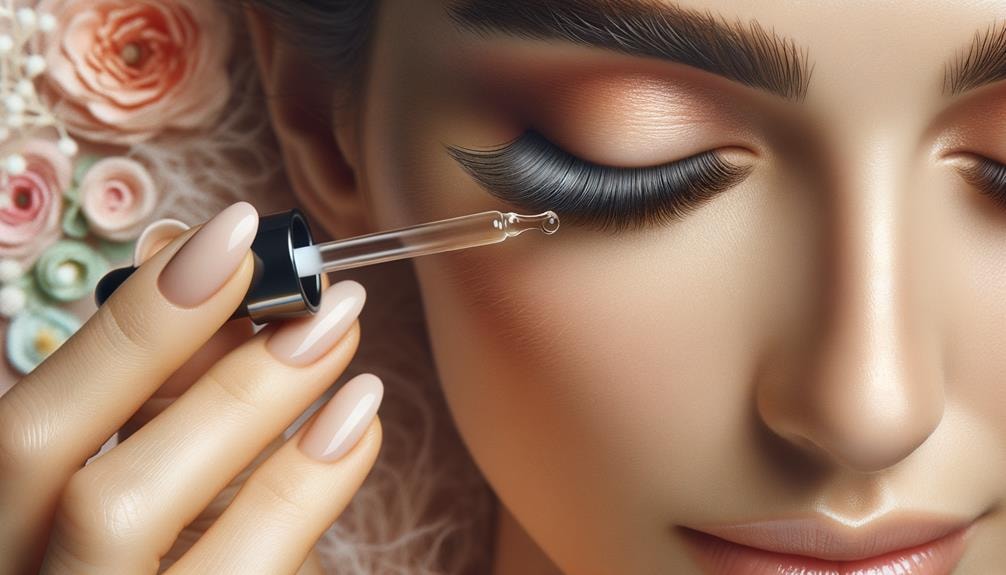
446,130,753,234
956,156,1006,210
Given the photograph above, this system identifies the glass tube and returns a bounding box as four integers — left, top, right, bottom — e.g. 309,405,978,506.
294,210,560,278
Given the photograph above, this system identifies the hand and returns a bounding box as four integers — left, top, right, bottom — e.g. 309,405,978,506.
0,202,384,575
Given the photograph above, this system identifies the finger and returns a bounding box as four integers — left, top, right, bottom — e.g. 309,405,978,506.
0,202,258,573
119,318,255,441
131,218,191,268
150,269,332,565
120,218,256,441
41,281,366,574
165,374,384,575
127,227,331,420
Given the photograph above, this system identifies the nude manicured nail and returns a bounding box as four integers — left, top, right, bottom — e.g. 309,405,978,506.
266,280,366,366
158,202,258,307
300,373,383,462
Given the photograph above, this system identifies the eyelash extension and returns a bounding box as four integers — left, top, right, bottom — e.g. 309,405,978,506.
446,130,753,233
957,157,1006,210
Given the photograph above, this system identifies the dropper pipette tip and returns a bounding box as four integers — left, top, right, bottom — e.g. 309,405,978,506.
502,210,560,236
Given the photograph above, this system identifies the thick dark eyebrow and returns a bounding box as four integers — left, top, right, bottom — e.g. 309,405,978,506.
944,21,1006,96
447,0,812,102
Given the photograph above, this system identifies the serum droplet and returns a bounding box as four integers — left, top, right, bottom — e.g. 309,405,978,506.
540,212,560,234
501,211,561,237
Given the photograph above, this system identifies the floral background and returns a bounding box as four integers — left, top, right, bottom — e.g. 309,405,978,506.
0,0,286,385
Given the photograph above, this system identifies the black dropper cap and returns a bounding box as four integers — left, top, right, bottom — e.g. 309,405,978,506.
94,208,322,325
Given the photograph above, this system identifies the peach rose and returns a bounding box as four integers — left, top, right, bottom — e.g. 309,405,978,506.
79,157,159,241
0,140,71,267
39,0,232,144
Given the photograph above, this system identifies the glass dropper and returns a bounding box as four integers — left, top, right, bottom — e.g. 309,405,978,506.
293,210,560,278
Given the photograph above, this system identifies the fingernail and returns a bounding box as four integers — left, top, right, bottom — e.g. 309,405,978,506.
266,280,366,366
134,218,190,267
299,373,383,462
158,202,259,307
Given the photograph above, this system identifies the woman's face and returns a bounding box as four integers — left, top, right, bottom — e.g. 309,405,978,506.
337,0,1006,571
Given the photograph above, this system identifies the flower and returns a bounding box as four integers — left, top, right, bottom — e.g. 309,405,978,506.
0,5,72,153
6,305,81,375
79,157,158,241
34,240,109,302
0,139,70,267
38,0,232,144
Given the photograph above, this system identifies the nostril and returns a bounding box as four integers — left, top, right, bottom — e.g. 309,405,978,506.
755,364,947,473
777,398,943,473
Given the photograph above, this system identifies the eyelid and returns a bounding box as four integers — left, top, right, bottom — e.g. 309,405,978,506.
549,107,746,167
534,79,760,167
469,56,767,168
954,154,1006,209
941,150,1006,175
453,128,755,170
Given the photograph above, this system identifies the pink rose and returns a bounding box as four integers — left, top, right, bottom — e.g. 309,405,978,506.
39,0,232,144
79,157,159,241
0,140,70,267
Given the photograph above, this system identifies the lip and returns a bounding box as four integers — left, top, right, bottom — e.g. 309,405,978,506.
679,512,979,575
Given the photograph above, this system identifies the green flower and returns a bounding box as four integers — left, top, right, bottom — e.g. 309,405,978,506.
33,240,109,303
6,306,82,375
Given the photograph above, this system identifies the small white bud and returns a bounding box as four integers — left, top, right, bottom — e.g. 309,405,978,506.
4,94,25,114
16,8,37,30
25,55,47,78
0,126,9,142
15,79,35,98
0,259,24,284
55,262,81,286
0,35,13,54
57,137,78,157
38,13,58,32
4,154,27,175
6,114,24,129
0,285,27,318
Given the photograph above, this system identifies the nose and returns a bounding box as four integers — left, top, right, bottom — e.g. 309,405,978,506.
756,143,945,473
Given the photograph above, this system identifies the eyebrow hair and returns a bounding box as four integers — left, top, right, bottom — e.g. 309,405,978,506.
447,0,812,102
944,20,1006,96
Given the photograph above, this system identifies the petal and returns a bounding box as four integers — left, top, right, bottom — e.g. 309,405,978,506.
6,307,83,375
33,240,110,303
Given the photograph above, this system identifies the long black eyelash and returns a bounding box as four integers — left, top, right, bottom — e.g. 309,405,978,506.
446,130,753,233
958,157,1006,210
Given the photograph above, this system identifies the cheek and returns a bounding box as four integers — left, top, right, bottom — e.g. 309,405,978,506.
939,167,1006,436
364,59,824,560
404,166,818,561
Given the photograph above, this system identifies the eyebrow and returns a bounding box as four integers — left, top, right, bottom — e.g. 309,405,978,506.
447,0,812,102
944,21,1006,96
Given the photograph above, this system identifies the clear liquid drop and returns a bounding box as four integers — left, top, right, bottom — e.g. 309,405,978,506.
502,211,561,237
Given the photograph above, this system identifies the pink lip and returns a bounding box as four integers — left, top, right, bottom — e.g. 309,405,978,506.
679,512,980,575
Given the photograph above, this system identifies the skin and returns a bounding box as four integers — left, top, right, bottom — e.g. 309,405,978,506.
251,0,1006,573
4,0,1004,573
0,217,376,574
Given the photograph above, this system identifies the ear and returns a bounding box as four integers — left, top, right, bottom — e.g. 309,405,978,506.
244,6,372,239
